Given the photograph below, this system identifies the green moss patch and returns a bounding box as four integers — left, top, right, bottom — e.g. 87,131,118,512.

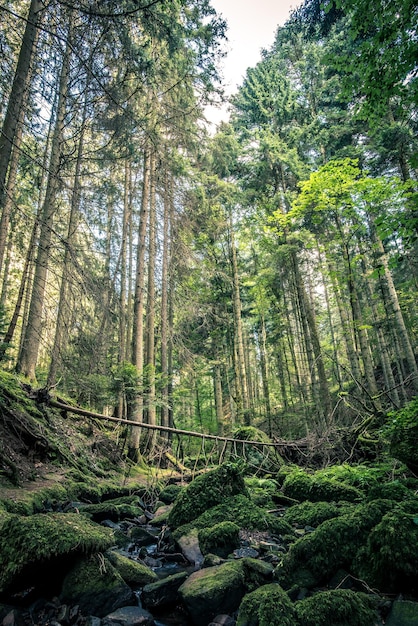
173,494,292,541
295,589,379,626
278,499,395,589
282,469,362,503
80,496,144,522
237,583,297,626
198,521,240,558
168,463,247,529
284,500,354,528
0,512,114,593
106,550,158,585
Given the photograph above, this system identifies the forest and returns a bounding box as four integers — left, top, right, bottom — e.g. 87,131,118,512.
0,2,418,625
0,0,417,457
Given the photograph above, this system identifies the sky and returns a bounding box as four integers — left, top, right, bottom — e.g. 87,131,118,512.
205,0,303,128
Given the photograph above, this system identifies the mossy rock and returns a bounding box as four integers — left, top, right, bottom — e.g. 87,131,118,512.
0,512,114,593
168,463,247,529
367,481,414,502
141,571,188,609
60,554,134,617
179,560,246,624
294,589,379,626
178,557,273,624
282,469,362,503
245,477,279,508
277,499,395,590
236,583,297,626
173,494,292,541
354,508,418,594
232,427,283,473
283,501,353,528
198,521,240,558
80,496,144,522
159,484,183,504
106,550,158,585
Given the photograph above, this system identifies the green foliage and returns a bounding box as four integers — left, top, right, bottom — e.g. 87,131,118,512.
295,589,379,626
159,483,184,504
0,513,114,592
168,463,247,528
198,521,240,557
384,398,418,472
237,583,297,626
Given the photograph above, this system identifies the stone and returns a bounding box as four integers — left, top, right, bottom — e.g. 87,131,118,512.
233,547,259,559
128,527,156,547
179,561,246,625
385,600,418,626
60,555,135,618
177,529,204,567
102,606,155,626
141,571,188,608
107,551,158,586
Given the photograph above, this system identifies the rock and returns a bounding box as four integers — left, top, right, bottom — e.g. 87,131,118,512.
233,547,259,559
209,615,235,626
127,527,156,547
177,529,204,567
102,606,155,626
60,555,135,618
141,571,188,608
294,589,380,626
168,463,247,529
385,600,418,626
106,551,158,586
0,513,114,594
198,522,240,558
179,561,246,625
236,583,296,626
281,468,362,503
85,618,101,626
80,497,144,523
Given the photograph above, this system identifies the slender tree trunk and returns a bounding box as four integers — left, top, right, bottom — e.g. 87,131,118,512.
160,170,171,430
229,213,250,424
369,213,418,392
258,315,272,434
0,0,43,243
129,148,151,457
145,152,157,431
17,20,71,381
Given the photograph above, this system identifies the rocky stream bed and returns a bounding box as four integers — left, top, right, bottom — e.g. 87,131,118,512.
1,461,418,626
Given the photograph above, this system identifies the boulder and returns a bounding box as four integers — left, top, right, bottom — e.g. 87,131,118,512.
179,561,246,624
106,551,158,586
198,522,240,558
385,600,418,626
141,571,188,609
101,606,155,626
294,589,379,626
168,463,247,529
60,555,135,618
236,583,296,626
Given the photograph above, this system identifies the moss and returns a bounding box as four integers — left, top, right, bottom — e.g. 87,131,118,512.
106,550,158,585
354,508,418,594
173,494,292,541
236,583,297,626
198,521,240,558
295,589,379,626
367,481,414,502
278,499,395,590
284,501,353,528
282,469,362,503
168,463,247,529
159,484,183,504
241,558,274,591
246,477,279,508
232,427,283,473
80,496,144,522
0,512,114,593
60,554,133,618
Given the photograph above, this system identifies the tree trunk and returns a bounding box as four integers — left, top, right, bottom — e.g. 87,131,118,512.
160,170,171,430
129,148,151,457
145,151,157,432
17,19,71,381
0,0,43,242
